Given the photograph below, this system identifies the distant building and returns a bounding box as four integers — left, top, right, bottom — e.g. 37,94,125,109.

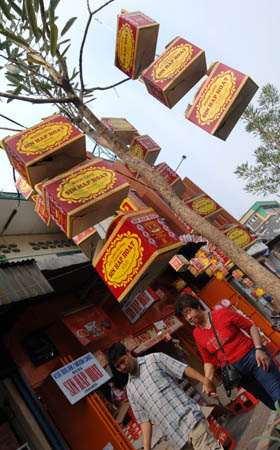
240,201,280,233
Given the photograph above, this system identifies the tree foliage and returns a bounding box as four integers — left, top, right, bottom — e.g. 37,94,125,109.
235,84,280,195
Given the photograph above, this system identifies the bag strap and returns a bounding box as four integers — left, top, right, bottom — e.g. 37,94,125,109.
208,312,229,363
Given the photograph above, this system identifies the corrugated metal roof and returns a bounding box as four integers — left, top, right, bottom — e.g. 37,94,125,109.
0,259,54,306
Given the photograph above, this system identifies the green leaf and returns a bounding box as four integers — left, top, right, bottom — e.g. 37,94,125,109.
0,0,15,21
25,0,39,40
50,23,58,56
25,57,45,65
61,43,71,57
61,17,77,36
8,0,22,16
7,84,23,103
0,28,29,47
48,0,59,25
33,0,39,13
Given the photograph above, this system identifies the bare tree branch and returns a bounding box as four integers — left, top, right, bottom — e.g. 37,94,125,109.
0,92,75,104
79,0,115,93
91,77,130,92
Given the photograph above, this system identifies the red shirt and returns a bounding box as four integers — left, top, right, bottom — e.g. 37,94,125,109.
193,308,254,366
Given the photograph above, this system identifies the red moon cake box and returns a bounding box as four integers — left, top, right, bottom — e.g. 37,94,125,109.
115,10,159,79
101,118,137,145
42,158,130,238
142,36,207,108
185,62,258,140
93,208,183,302
3,114,86,187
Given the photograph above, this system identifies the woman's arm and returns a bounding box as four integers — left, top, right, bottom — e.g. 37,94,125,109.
184,365,217,397
140,421,152,450
204,362,216,381
250,324,270,371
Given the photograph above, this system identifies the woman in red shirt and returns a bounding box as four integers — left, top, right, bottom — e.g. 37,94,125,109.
175,294,280,410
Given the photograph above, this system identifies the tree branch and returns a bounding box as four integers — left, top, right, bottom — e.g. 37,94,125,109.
91,77,130,92
0,92,75,104
79,0,115,93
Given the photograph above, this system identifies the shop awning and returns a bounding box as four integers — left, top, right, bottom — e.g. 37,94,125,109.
0,260,54,306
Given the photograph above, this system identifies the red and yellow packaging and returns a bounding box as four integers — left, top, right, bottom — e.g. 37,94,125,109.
72,226,100,260
32,194,52,227
101,117,137,145
232,269,244,280
43,158,130,238
119,191,147,212
223,224,255,249
15,176,35,200
155,162,185,196
215,266,229,280
126,134,161,177
115,10,159,79
184,194,222,220
93,208,183,302
3,114,86,187
185,62,258,140
251,287,264,299
142,36,206,108
169,254,189,272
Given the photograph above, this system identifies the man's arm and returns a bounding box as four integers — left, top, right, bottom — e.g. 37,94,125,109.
184,365,217,397
140,421,152,450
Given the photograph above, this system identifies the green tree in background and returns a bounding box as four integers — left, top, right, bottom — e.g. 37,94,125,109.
1,0,280,304
235,84,280,195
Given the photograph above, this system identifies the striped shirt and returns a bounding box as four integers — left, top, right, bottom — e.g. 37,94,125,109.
126,352,203,450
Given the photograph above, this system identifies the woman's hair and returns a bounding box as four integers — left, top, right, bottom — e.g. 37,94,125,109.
108,342,127,365
175,294,201,317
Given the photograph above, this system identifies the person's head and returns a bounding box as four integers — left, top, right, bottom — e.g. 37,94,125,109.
108,342,137,375
175,294,205,325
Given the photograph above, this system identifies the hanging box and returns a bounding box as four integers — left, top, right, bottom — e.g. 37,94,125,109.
185,62,258,140
155,162,185,196
73,226,100,260
115,10,159,79
3,114,86,188
15,176,35,200
183,194,223,220
42,158,130,238
142,36,207,108
101,118,137,145
223,224,255,249
93,208,183,302
126,134,161,176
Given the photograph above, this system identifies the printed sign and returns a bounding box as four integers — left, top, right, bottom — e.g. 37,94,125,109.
133,315,183,354
51,353,110,404
121,288,158,323
63,305,115,346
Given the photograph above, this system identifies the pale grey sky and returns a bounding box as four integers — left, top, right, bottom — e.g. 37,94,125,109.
0,0,279,220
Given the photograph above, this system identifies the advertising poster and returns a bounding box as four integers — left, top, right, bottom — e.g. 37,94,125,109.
63,305,115,346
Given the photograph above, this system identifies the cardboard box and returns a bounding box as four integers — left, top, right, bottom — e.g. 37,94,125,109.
15,176,35,200
169,254,189,272
72,226,100,260
142,36,207,108
43,158,130,238
3,114,86,187
183,194,223,220
32,194,52,227
101,117,137,145
115,10,159,79
223,224,256,249
185,62,258,140
93,208,183,302
155,162,185,196
126,134,161,177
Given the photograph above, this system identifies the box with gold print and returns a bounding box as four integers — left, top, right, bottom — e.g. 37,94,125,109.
125,134,161,177
93,208,183,302
15,176,35,200
101,117,137,145
142,36,207,108
115,10,159,79
185,62,258,140
72,226,100,260
3,114,86,187
42,158,130,239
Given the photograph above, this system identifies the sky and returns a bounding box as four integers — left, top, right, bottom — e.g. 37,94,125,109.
0,0,279,220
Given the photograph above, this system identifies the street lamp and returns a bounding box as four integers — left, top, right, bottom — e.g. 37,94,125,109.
175,155,187,172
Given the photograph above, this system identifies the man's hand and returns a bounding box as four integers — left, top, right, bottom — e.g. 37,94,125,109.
256,349,270,371
202,377,218,398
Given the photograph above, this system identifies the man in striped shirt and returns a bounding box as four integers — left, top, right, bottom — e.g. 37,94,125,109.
109,343,223,450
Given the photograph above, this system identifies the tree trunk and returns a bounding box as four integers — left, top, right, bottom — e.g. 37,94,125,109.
70,99,280,307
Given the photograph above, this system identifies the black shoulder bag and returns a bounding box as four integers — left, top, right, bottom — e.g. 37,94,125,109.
208,312,242,397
